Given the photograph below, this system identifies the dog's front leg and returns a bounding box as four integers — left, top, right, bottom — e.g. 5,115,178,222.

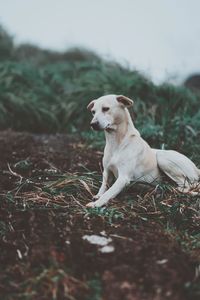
86,175,130,208
93,169,112,200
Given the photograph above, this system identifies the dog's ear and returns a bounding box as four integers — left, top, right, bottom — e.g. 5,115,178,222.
87,100,96,111
116,95,134,107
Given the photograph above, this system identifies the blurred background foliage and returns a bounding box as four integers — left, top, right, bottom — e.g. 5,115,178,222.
0,25,200,161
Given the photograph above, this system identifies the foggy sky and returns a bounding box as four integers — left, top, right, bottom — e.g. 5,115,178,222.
0,0,200,83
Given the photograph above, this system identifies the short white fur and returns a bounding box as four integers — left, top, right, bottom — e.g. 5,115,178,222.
86,94,200,207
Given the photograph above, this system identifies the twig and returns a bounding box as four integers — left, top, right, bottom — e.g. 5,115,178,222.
70,195,86,209
7,163,23,184
110,234,133,242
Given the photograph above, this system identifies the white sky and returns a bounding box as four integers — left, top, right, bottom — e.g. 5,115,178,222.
0,0,200,83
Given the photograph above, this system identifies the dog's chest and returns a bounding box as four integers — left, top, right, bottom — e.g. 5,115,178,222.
103,150,124,177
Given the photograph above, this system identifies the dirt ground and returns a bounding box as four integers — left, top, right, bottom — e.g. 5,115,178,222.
0,130,199,300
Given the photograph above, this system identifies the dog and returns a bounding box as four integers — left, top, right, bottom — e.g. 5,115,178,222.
86,94,200,208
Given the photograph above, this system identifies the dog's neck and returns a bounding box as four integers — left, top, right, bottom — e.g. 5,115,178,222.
105,108,140,147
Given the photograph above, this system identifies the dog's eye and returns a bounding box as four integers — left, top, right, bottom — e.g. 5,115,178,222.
102,107,110,112
91,110,95,115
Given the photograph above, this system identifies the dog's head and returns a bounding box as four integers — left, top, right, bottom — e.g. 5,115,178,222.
87,94,133,131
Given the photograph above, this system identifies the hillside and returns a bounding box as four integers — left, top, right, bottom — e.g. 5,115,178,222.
0,25,200,300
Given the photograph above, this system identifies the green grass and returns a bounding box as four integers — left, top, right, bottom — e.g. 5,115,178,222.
87,278,102,300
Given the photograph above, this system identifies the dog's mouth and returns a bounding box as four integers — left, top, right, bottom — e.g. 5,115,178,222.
105,124,115,132
91,123,114,132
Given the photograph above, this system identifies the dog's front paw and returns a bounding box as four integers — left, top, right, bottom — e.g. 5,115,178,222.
86,201,97,208
86,200,104,208
92,194,100,201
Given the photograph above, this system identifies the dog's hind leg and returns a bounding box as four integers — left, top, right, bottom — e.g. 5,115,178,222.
156,149,200,194
177,184,199,195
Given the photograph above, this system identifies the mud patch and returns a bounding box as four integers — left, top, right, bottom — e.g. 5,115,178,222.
0,130,199,300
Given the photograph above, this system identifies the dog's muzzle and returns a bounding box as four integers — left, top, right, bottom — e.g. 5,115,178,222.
90,121,101,131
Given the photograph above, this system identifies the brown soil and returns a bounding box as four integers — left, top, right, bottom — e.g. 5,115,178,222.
0,130,199,300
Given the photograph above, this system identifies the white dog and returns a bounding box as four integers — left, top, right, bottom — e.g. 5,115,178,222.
86,95,200,207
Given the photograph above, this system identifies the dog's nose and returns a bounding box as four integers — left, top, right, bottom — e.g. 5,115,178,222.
90,121,100,130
